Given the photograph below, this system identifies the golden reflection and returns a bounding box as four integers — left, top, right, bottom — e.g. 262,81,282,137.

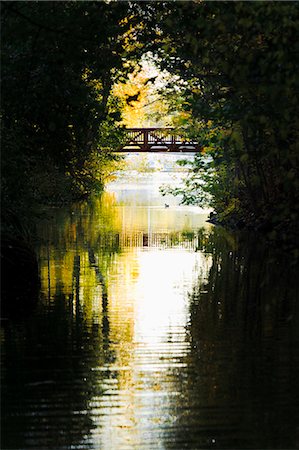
37,178,212,448
4,174,299,449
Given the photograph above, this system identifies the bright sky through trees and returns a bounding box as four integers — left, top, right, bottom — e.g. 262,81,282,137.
114,54,176,127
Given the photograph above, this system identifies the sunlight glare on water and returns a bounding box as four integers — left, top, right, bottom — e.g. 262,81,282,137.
86,171,212,449
2,165,299,450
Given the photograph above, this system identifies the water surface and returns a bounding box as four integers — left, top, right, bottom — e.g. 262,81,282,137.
2,172,299,449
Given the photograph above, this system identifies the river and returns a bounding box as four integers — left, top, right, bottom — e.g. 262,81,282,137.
1,171,299,449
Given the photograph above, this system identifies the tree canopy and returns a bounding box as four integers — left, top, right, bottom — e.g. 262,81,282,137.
1,1,142,216
153,1,299,243
1,1,298,244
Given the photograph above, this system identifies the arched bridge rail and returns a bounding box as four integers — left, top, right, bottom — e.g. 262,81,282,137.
117,128,201,153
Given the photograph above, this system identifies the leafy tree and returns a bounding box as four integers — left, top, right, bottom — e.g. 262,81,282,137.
151,1,299,240
1,1,145,221
2,0,298,246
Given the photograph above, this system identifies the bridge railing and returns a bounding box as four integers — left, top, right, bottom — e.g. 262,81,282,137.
119,127,200,152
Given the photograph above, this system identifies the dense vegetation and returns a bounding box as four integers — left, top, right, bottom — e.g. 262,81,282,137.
1,1,298,245
1,1,140,233
1,1,146,308
153,2,299,245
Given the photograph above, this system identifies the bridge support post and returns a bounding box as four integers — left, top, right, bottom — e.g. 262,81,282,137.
143,129,148,151
171,133,175,151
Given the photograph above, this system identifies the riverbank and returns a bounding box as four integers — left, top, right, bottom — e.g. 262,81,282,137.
208,209,299,259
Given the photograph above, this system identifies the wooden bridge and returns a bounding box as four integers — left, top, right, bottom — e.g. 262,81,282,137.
117,128,201,153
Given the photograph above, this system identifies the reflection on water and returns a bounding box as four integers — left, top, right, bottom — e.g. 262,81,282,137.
1,173,299,449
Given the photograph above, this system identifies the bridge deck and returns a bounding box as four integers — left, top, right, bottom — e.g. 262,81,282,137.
117,128,201,153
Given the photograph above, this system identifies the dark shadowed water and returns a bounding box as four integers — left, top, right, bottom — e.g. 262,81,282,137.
2,172,299,449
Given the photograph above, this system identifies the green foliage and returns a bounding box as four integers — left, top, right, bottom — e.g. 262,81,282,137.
2,1,299,247
153,1,299,241
0,1,139,228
